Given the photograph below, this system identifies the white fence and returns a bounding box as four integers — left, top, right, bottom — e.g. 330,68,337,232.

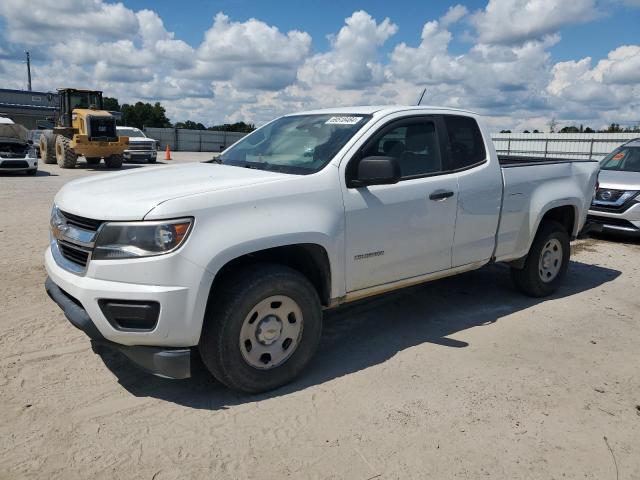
143,128,637,158
490,133,638,160
144,127,247,152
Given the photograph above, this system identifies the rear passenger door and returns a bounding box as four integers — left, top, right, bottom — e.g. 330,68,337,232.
442,114,503,267
342,115,459,292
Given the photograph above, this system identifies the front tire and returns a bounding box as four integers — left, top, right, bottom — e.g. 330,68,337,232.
104,154,123,169
55,135,78,168
511,220,570,297
39,133,56,164
199,264,322,394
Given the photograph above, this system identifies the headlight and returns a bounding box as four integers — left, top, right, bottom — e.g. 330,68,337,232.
593,189,639,206
93,218,193,260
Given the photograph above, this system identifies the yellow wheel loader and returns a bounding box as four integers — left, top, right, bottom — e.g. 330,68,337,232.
40,88,128,169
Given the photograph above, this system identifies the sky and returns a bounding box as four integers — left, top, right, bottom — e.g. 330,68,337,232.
0,0,639,131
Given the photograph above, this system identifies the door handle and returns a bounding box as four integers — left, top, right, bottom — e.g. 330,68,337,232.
429,190,455,201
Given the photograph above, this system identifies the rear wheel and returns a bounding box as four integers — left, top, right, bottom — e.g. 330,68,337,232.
511,220,570,297
39,133,56,164
55,135,78,169
104,154,123,169
199,264,322,393
85,157,101,165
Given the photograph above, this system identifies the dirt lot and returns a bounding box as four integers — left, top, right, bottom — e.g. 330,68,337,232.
1,155,639,479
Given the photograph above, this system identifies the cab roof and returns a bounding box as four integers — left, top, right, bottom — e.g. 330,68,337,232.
57,88,103,94
288,105,480,117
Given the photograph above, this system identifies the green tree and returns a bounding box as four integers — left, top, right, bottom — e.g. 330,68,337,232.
120,102,171,129
559,125,580,133
209,121,256,133
103,97,120,112
175,120,206,130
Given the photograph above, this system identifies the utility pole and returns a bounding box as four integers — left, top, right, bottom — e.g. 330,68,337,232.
25,51,32,91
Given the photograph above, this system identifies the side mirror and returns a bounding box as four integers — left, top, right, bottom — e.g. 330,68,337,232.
350,156,401,187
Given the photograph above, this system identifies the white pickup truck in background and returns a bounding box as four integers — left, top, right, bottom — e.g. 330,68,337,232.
44,106,599,393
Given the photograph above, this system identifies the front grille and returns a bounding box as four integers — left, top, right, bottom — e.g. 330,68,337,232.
60,210,103,231
1,160,29,168
58,240,91,267
128,143,154,151
88,116,117,142
55,211,103,270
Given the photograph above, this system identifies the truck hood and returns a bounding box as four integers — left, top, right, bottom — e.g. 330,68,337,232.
55,163,291,220
598,169,640,191
127,136,155,143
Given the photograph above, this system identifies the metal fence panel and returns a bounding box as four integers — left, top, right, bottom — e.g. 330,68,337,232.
490,133,638,160
143,128,248,152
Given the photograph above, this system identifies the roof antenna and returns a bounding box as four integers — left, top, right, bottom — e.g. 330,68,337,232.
416,88,426,106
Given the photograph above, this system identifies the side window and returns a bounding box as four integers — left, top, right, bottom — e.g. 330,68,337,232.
363,120,443,178
443,115,486,169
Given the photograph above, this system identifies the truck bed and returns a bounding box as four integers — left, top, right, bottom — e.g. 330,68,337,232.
498,154,599,167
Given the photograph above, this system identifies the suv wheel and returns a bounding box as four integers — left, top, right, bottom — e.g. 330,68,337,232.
199,264,322,393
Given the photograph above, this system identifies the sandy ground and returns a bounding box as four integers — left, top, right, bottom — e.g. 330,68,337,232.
1,154,639,479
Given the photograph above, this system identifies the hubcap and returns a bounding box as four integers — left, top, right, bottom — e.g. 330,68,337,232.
538,238,563,283
239,295,303,370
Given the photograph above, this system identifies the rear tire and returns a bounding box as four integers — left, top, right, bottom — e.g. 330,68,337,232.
85,157,101,165
55,135,78,169
199,264,322,394
104,154,123,169
39,133,56,164
511,220,570,297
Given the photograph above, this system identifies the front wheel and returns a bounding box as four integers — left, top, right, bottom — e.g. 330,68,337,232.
511,220,570,297
199,264,322,393
104,154,123,169
55,135,78,169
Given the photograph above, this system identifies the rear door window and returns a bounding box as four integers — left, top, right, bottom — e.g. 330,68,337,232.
443,115,486,170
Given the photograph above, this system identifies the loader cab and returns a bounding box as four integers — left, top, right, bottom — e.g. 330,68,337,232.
57,89,104,128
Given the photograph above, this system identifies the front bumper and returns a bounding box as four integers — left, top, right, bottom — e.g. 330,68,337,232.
45,277,191,379
0,156,37,172
124,149,157,160
588,202,640,236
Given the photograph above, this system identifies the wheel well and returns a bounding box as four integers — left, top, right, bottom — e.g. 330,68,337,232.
540,205,576,236
210,244,332,306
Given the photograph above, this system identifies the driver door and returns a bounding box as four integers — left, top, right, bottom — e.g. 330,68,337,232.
343,116,458,292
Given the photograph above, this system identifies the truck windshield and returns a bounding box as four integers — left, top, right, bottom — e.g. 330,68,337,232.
118,128,144,137
218,114,372,175
69,92,102,110
601,146,640,172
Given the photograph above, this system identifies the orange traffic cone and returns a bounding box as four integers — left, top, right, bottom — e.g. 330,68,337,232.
165,145,172,161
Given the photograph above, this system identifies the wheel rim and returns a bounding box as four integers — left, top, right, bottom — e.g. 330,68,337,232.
239,295,303,370
538,238,563,283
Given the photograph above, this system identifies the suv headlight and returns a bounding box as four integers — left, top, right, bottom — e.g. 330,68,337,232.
93,218,193,260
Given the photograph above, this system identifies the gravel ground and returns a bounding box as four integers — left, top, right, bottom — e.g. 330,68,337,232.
1,155,639,479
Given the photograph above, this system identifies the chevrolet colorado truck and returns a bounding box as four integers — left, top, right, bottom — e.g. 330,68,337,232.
44,106,599,393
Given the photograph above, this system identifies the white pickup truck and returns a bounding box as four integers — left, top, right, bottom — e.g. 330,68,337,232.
45,106,599,393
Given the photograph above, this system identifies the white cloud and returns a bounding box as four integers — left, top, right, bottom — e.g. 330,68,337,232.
470,0,599,44
191,13,311,90
547,45,640,121
0,0,139,45
440,4,469,26
297,11,397,89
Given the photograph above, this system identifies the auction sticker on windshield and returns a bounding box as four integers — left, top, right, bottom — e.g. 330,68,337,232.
325,116,363,125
